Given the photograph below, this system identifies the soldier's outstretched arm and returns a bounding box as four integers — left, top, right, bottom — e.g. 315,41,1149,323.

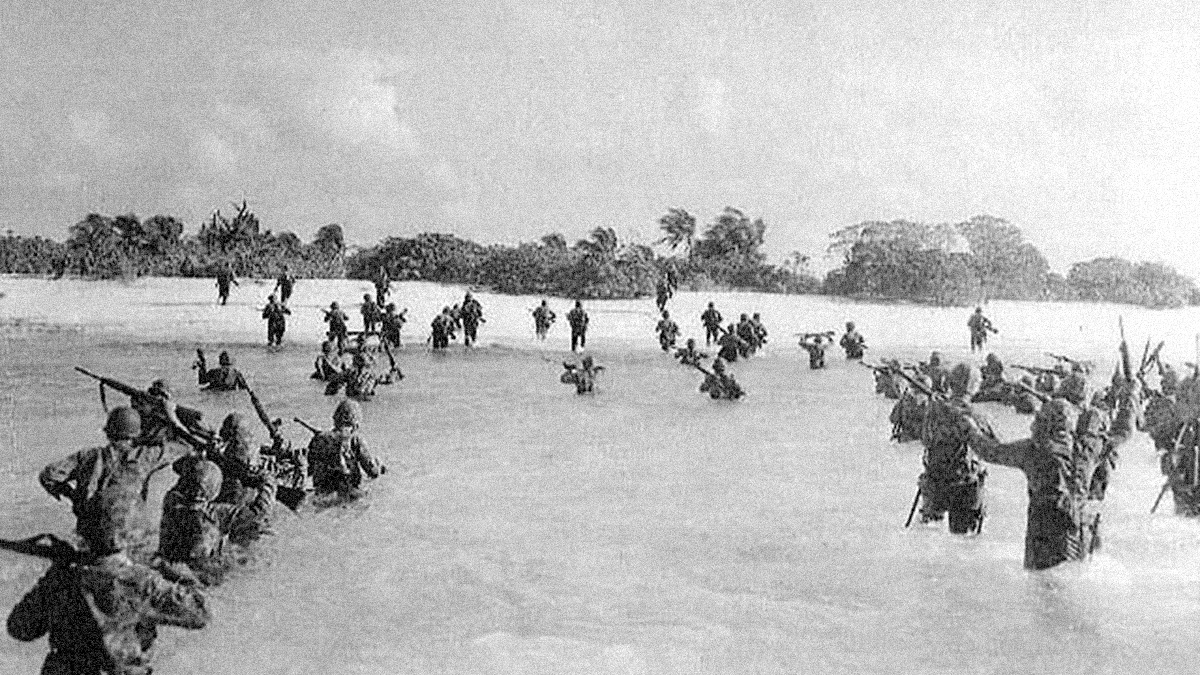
353,437,385,478
38,452,83,500
962,418,1031,470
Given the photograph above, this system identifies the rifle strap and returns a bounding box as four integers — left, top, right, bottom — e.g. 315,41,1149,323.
99,382,108,413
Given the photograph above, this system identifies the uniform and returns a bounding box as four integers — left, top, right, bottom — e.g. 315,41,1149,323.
567,303,589,352
261,297,291,346
700,305,723,345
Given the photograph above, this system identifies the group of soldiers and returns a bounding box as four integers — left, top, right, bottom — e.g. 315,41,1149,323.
862,314,1189,571
8,354,388,673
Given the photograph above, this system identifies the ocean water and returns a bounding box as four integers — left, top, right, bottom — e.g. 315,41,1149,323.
2,276,1200,674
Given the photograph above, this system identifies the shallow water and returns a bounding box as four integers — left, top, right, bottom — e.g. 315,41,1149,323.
2,277,1200,674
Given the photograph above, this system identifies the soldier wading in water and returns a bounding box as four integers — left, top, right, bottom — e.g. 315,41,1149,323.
960,376,1140,570
915,363,992,534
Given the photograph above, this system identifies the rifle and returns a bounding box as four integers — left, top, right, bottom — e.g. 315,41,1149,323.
904,487,921,527
693,363,744,398
0,533,80,564
192,348,206,372
1013,380,1052,405
380,337,404,380
1139,341,1166,380
868,362,934,398
1152,421,1193,513
1013,364,1056,376
293,417,322,435
246,386,284,445
74,367,208,435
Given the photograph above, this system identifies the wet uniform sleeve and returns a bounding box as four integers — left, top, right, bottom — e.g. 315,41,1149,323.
6,563,65,641
39,450,84,499
139,565,210,630
968,431,1033,471
352,437,383,479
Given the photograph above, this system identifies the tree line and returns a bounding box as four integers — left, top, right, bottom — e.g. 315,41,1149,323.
0,204,1193,308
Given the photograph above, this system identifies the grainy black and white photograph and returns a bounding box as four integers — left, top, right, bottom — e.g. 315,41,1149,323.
2,1,1200,673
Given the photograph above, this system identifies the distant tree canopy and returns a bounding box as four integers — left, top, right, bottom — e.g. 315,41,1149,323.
822,214,1195,308
1,202,343,280
0,204,1194,309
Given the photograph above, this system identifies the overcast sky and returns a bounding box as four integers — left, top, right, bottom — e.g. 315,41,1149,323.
2,0,1198,274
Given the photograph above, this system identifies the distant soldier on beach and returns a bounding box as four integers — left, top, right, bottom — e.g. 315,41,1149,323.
194,350,249,392
655,310,680,352
700,302,723,346
674,339,707,367
323,301,350,351
655,277,673,312
532,300,556,340
261,293,290,346
561,355,603,394
215,266,238,306
360,294,381,335
460,292,484,347
307,400,386,498
373,266,391,307
567,301,589,352
272,266,296,305
699,359,745,400
750,313,768,351
967,307,997,352
839,322,866,360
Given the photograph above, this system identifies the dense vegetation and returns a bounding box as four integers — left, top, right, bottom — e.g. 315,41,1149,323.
822,215,1199,308
0,203,1194,308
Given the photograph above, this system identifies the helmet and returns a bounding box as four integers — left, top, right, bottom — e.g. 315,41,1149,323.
219,412,253,444
985,353,1001,366
218,351,233,367
147,380,172,400
928,351,942,367
104,407,141,440
333,399,363,428
686,338,696,347
846,321,855,331
707,301,714,307
662,310,669,319
1031,398,1079,446
322,340,334,354
1057,373,1090,405
330,301,340,309
363,294,372,302
386,303,396,312
946,363,980,397
712,359,726,372
180,459,223,503
581,355,595,369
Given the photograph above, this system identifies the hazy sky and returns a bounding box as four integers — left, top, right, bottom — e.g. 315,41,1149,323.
3,0,1198,274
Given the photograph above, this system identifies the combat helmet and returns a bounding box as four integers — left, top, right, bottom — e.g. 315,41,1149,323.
179,459,224,504
333,399,363,428
1057,372,1091,406
218,351,233,367
147,379,173,400
104,406,141,441
1031,398,1079,448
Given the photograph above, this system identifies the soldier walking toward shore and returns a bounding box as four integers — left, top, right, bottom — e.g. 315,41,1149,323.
373,266,391,307
700,302,723,346
839,322,866,360
968,307,997,352
567,300,589,352
460,292,484,347
262,293,290,346
323,302,350,351
655,310,680,352
215,266,238,306
532,300,556,340
272,266,296,305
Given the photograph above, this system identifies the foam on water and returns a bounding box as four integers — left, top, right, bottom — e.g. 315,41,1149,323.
2,276,1200,673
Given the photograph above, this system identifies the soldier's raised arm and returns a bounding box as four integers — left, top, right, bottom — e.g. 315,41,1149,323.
38,451,84,500
961,417,1034,470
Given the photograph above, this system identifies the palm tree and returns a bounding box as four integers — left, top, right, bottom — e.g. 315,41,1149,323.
656,208,696,255
576,227,620,263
